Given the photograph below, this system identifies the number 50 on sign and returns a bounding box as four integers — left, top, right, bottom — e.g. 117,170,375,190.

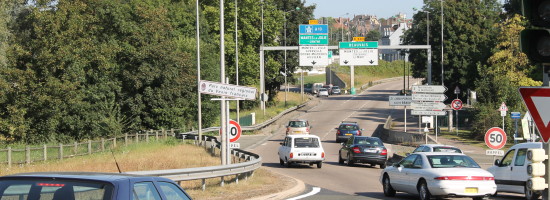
484,127,507,149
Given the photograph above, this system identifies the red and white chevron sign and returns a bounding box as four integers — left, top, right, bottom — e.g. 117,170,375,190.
519,87,550,142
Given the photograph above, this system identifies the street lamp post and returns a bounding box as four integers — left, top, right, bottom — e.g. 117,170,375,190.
441,0,444,86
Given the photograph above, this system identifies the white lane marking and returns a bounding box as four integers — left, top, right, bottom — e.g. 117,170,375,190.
287,187,321,200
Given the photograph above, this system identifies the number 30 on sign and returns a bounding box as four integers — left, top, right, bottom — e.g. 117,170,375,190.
484,127,507,150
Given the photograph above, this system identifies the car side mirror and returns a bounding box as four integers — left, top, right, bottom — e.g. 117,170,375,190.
341,142,345,146
361,128,364,131
494,159,500,166
335,127,338,129
280,142,283,145
392,163,400,168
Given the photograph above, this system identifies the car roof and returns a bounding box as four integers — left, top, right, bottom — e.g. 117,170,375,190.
286,135,320,139
413,152,465,156
289,119,308,122
353,136,380,139
0,172,171,183
510,142,543,149
339,121,358,125
419,144,458,148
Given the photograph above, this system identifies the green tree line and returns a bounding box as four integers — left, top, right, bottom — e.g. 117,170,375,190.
0,0,315,144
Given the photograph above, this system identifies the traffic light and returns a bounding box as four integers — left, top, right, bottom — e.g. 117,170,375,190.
527,148,548,191
520,0,550,63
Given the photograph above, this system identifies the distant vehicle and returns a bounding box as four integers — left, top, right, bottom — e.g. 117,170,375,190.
0,172,192,200
335,121,363,143
487,142,543,200
331,86,341,95
322,85,333,95
311,83,324,94
286,119,311,135
317,88,329,97
411,144,463,155
380,152,496,200
278,135,325,168
338,136,388,168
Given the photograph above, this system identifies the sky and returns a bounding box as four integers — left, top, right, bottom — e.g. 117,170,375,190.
304,0,426,19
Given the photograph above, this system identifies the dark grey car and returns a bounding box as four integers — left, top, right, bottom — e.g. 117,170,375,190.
338,136,388,168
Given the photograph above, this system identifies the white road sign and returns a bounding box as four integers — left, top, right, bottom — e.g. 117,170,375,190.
389,95,412,106
299,46,329,66
485,150,504,156
339,49,379,66
229,143,240,149
410,102,446,110
411,110,446,116
412,85,447,93
412,93,447,102
199,80,257,100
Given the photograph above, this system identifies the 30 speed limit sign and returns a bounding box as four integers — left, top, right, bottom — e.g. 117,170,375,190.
484,127,507,149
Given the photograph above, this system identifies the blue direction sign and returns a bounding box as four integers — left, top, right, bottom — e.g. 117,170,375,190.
511,112,521,119
299,24,329,34
339,41,379,49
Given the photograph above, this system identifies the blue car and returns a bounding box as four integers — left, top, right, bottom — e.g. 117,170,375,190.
335,121,363,143
0,172,192,200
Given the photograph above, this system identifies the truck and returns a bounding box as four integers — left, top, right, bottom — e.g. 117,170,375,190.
311,83,323,94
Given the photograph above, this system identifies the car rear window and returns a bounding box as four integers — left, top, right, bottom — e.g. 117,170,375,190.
294,137,320,148
289,121,306,127
433,147,462,153
339,125,358,131
0,179,113,200
427,155,480,168
355,138,383,146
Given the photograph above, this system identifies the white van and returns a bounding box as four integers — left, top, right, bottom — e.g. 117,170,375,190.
487,142,543,200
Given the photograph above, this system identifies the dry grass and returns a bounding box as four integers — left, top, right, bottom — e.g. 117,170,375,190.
0,140,292,200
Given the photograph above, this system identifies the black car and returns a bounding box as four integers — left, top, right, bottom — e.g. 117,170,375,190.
338,136,388,168
0,172,192,200
335,121,363,143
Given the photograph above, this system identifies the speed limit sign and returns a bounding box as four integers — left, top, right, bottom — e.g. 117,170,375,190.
484,127,507,149
219,120,242,142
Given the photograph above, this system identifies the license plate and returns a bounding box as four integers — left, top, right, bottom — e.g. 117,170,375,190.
293,131,301,133
464,188,478,193
301,153,313,156
364,149,377,153
345,134,352,136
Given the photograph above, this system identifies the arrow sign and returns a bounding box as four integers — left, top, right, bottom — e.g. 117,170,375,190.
344,60,349,64
299,46,328,66
412,93,447,102
411,102,447,110
412,85,448,93
519,87,550,142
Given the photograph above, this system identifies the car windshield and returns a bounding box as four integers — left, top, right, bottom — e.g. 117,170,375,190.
355,138,382,146
294,137,320,148
339,125,358,131
0,179,114,199
333,86,339,89
427,155,480,168
289,121,306,127
319,89,327,91
433,146,462,153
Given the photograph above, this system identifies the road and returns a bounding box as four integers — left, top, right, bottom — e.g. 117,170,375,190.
245,78,524,200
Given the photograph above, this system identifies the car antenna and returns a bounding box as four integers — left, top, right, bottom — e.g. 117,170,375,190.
110,150,123,173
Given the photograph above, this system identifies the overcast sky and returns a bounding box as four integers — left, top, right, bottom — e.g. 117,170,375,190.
304,0,425,19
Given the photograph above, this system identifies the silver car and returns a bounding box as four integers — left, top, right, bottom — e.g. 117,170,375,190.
317,88,329,97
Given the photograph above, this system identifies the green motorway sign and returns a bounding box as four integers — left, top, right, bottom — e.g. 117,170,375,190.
300,34,328,45
339,41,379,48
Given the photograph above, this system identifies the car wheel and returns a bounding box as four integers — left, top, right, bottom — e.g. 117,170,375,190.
382,175,396,197
317,162,322,168
279,159,284,166
347,153,354,166
472,197,488,200
418,180,432,200
525,184,541,200
285,158,291,168
309,163,314,166
380,163,386,169
338,153,344,164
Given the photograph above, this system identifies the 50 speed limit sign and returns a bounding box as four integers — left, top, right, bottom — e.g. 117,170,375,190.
219,120,242,142
484,127,507,149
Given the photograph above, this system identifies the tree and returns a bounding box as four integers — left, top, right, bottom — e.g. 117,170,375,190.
365,30,380,41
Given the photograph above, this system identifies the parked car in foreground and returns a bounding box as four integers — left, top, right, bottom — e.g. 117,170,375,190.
331,86,341,95
286,119,311,135
411,144,463,154
487,142,544,200
317,88,329,97
380,152,496,200
278,135,325,168
335,121,363,143
0,172,192,200
338,136,387,168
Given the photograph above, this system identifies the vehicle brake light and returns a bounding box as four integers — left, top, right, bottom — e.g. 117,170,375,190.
434,176,494,181
357,130,361,136
306,127,310,133
337,130,340,135
352,147,361,153
380,149,387,155
322,152,325,158
290,153,293,159
37,183,65,187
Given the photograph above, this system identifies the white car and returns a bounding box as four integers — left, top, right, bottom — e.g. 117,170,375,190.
317,88,329,97
380,152,496,200
278,135,325,168
411,144,463,154
487,142,544,200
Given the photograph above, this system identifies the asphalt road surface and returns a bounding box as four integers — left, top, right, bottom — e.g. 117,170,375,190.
245,78,524,200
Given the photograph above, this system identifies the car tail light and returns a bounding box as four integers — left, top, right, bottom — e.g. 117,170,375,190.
352,147,361,153
37,183,65,187
322,152,325,158
337,130,341,135
290,153,293,158
380,149,388,155
434,176,494,181
306,127,310,133
357,130,361,136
